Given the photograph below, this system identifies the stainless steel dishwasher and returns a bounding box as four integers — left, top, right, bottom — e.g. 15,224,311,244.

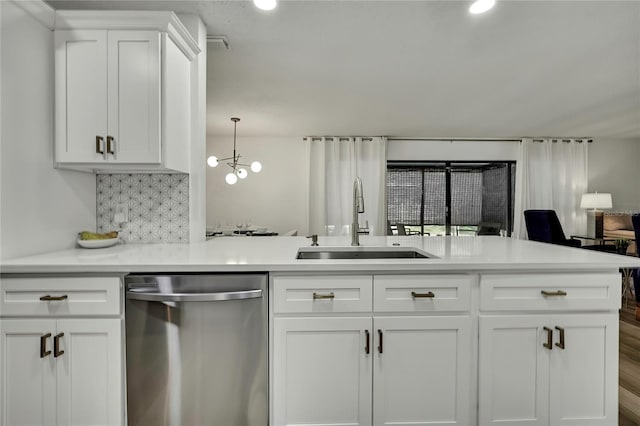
125,273,267,426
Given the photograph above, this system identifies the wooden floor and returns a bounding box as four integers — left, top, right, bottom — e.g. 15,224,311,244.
620,304,640,426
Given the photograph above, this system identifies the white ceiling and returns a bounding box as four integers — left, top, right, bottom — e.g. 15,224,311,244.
46,0,640,140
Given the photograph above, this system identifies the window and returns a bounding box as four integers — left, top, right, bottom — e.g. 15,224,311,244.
386,162,515,236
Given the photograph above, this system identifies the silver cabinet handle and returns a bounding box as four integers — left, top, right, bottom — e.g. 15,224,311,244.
126,288,262,302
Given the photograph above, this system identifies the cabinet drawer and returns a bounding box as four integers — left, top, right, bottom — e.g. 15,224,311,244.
0,277,121,317
273,275,372,313
373,275,472,312
480,273,620,311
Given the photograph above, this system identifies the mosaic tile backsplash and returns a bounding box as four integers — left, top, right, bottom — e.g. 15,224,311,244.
97,174,189,243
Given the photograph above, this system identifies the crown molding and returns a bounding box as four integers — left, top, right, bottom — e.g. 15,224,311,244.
54,10,200,59
12,0,55,30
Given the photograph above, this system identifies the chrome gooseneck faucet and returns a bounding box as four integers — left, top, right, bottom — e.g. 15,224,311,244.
352,177,365,246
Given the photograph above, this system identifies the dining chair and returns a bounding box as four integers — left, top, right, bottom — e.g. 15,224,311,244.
397,224,422,236
476,222,501,236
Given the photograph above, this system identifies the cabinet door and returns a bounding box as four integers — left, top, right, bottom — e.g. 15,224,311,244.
373,316,472,426
55,30,108,163
55,319,123,426
272,317,372,426
479,316,550,425
548,314,618,426
0,319,56,426
107,31,160,164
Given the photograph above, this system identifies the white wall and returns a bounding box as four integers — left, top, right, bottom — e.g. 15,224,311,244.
206,136,308,236
204,136,640,237
0,1,95,260
588,138,640,211
387,139,520,162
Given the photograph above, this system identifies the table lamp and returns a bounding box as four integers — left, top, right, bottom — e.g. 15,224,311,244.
580,192,612,238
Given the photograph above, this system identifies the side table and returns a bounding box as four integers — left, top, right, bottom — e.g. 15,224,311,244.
570,234,617,246
573,236,637,308
622,268,635,308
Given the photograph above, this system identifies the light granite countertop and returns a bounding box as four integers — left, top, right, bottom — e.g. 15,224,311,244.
1,236,639,275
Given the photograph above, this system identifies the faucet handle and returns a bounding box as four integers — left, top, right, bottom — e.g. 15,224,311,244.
306,234,319,246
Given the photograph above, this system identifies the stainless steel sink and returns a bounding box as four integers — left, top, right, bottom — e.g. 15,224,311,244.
296,247,432,260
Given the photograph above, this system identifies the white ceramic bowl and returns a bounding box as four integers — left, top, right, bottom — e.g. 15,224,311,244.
77,237,119,249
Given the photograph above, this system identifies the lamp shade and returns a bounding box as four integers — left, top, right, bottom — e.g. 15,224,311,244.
580,193,612,209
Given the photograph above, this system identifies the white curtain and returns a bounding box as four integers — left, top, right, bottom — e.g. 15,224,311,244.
308,137,387,236
513,138,589,239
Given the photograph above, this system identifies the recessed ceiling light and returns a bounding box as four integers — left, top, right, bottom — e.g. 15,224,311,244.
469,0,495,14
254,0,277,11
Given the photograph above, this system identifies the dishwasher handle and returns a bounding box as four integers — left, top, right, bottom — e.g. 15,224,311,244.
126,288,263,302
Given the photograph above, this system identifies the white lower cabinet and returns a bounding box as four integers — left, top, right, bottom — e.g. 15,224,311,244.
273,271,620,426
271,273,473,426
0,276,123,426
273,317,373,426
478,314,618,426
373,316,471,426
1,318,122,426
273,316,471,426
55,319,123,426
0,320,56,426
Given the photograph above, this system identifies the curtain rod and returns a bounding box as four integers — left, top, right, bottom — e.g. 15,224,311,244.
303,137,376,142
531,138,593,143
386,137,522,142
304,137,593,143
387,137,592,143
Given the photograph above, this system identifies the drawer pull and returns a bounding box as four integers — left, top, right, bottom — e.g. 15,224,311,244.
555,326,565,350
40,295,68,301
54,333,64,358
40,333,52,358
541,290,567,297
365,330,370,355
378,329,383,354
543,327,553,350
411,291,435,299
312,292,335,300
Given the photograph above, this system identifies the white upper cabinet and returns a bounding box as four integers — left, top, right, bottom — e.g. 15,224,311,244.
55,30,108,164
53,11,199,173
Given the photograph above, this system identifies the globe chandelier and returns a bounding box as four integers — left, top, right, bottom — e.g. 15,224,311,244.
207,117,262,185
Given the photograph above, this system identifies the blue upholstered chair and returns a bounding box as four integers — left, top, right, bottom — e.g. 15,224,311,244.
523,210,581,248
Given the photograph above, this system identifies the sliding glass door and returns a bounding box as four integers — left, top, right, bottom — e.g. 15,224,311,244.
386,162,515,236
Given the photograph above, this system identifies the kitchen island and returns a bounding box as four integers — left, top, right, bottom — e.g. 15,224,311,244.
2,236,639,426
2,235,639,273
